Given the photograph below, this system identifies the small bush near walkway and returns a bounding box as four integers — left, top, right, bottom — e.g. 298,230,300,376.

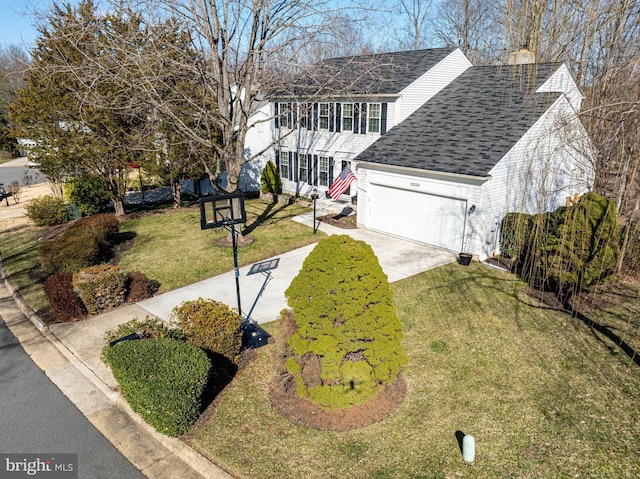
171,298,243,364
73,264,127,314
103,337,210,437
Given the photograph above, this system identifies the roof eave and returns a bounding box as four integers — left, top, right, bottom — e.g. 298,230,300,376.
355,160,492,184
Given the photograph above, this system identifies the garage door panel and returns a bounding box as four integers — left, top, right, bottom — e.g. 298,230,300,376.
369,185,466,252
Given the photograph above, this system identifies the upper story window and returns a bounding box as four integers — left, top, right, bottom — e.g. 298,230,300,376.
368,103,381,133
319,103,329,130
278,102,290,129
342,103,353,132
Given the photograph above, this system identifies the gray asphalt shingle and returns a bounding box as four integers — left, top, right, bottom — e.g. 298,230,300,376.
355,63,563,177
281,48,456,98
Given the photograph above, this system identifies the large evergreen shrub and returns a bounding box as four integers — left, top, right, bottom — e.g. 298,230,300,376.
511,192,620,301
260,160,282,195
64,174,112,216
103,338,210,436
284,235,408,409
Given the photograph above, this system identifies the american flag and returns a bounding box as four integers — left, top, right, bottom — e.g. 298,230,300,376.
327,165,356,200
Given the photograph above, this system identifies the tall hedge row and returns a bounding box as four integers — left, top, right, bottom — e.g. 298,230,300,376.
284,235,408,409
103,338,210,437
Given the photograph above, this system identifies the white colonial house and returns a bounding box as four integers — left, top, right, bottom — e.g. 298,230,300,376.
242,47,593,260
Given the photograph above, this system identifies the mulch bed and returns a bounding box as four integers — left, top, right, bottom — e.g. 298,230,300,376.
317,212,357,229
268,375,407,431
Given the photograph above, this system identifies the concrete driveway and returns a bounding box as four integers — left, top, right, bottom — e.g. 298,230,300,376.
137,213,457,324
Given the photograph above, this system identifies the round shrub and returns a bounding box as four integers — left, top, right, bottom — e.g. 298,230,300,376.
64,174,112,216
171,298,243,363
25,195,69,226
103,338,210,437
284,235,408,409
73,264,128,314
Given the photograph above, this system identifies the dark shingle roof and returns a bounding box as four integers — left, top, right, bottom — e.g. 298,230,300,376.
354,63,563,177
279,48,456,98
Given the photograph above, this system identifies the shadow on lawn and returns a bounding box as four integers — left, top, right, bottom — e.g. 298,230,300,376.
451,265,640,367
242,201,298,236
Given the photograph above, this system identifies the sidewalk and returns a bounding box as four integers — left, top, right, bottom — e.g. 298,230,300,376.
1,202,457,479
0,263,233,478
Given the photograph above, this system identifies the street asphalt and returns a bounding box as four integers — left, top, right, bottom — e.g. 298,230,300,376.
0,293,146,479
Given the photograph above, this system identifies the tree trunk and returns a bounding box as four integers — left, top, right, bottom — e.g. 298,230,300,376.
171,176,181,209
113,197,126,217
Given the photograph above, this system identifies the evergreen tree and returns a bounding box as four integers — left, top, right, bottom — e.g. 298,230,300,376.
285,235,408,409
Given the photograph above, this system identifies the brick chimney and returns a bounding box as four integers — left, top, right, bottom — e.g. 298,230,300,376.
508,47,535,65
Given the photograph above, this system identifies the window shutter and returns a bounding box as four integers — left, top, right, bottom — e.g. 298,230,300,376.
288,151,293,181
293,103,298,128
275,150,280,173
294,152,299,182
360,103,367,134
307,157,313,184
307,103,312,130
353,103,360,134
313,103,318,130
381,103,387,134
287,102,293,128
274,103,279,129
328,158,334,187
313,155,319,186
335,103,342,132
329,103,335,132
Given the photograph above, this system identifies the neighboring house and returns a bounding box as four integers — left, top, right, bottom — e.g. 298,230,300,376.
244,48,594,260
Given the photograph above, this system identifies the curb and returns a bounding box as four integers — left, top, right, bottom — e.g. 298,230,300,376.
0,254,234,479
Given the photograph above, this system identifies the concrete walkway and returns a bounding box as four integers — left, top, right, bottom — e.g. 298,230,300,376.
137,214,457,324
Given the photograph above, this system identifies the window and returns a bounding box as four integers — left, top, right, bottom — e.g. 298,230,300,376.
319,103,329,130
342,103,353,131
368,103,381,133
299,154,308,183
319,156,329,187
280,151,289,179
279,102,289,129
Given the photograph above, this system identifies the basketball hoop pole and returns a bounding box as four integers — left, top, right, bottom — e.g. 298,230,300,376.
230,222,242,317
199,193,246,318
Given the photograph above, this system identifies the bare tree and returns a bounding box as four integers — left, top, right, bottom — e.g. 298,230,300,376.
432,0,500,64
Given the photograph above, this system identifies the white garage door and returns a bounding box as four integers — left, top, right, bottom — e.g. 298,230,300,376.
369,184,467,252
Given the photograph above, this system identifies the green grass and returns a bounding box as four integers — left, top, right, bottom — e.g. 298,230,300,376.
118,199,323,292
187,263,640,479
0,227,49,314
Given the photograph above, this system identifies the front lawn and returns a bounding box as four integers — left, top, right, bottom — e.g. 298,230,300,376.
115,199,322,292
0,227,49,315
187,262,640,479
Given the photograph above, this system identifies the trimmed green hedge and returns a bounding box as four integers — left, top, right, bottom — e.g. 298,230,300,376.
103,338,210,437
38,213,119,274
